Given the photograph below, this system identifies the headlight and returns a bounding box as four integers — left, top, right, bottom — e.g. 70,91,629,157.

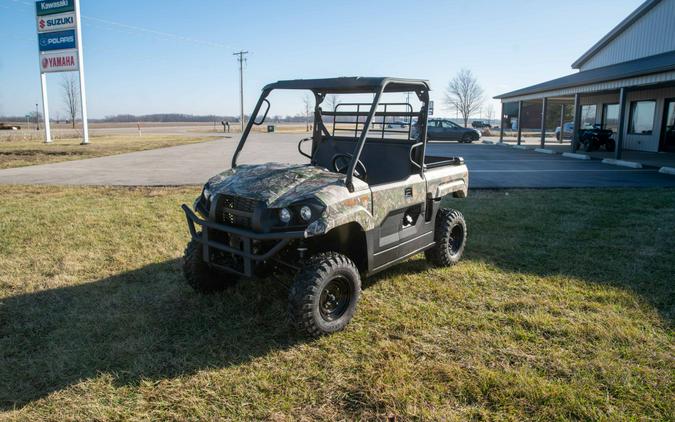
203,185,212,201
300,205,312,221
279,208,292,224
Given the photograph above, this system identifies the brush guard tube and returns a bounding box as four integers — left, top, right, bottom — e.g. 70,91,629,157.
182,204,306,277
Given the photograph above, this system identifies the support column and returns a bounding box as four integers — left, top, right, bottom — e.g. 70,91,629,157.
517,100,523,145
559,104,565,144
540,97,547,148
615,87,627,160
499,102,504,143
571,93,580,152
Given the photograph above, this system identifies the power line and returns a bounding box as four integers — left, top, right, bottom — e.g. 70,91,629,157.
233,50,248,132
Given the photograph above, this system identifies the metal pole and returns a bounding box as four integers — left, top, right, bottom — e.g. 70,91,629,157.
499,102,504,143
517,101,523,145
40,75,52,143
74,0,89,144
559,104,565,144
233,50,249,132
540,97,547,148
572,93,580,152
615,87,627,160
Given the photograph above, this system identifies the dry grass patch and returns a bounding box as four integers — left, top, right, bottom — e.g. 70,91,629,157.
0,186,673,420
0,135,214,169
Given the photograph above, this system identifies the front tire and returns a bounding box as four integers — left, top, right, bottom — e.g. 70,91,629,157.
182,238,236,293
425,208,467,266
288,252,361,337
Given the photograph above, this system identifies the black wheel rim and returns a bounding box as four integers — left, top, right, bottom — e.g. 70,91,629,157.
319,275,351,322
448,224,464,256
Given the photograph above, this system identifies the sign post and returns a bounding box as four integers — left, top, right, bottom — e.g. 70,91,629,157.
35,0,89,144
73,0,88,144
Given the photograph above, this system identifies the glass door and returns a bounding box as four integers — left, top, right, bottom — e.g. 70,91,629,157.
662,99,675,153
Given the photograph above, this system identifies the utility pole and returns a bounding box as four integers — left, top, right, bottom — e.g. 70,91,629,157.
233,50,249,132
35,103,39,130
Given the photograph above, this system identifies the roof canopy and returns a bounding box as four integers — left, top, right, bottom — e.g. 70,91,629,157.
495,51,675,100
263,77,431,93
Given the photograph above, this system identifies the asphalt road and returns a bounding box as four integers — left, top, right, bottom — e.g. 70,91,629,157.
426,142,675,188
0,133,674,188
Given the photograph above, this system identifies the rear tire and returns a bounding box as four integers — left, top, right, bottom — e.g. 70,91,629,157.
182,238,237,293
425,208,467,266
605,139,616,152
288,252,361,337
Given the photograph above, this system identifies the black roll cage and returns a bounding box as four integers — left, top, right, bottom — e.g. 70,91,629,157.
230,77,431,192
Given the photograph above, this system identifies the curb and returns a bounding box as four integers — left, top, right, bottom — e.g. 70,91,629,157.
659,166,675,175
561,152,591,160
496,142,511,147
512,145,529,150
534,148,556,154
482,140,495,145
601,158,643,168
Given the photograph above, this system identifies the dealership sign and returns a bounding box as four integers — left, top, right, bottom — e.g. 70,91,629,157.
38,29,76,52
40,50,79,73
35,0,90,144
37,11,76,33
36,0,74,16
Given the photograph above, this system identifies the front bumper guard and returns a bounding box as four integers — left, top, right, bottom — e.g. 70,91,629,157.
182,204,307,277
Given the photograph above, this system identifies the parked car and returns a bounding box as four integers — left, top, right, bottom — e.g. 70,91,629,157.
386,120,409,128
0,123,20,130
471,120,491,129
181,77,469,337
415,118,481,142
555,122,574,141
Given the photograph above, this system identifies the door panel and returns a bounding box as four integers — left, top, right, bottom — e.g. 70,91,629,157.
370,174,427,251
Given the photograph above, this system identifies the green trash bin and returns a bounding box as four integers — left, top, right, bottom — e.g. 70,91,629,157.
267,125,275,133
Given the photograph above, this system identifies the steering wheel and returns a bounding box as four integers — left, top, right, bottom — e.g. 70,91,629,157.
331,153,367,181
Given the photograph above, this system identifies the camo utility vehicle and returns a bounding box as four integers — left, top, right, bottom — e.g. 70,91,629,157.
182,77,469,336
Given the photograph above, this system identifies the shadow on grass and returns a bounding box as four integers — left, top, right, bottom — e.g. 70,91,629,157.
0,253,433,411
0,259,312,410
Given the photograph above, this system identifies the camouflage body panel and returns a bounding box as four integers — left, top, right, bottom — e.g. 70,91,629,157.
370,174,426,226
203,162,468,238
424,164,469,199
205,163,373,235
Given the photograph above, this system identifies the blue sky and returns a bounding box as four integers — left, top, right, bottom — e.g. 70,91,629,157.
1,0,643,119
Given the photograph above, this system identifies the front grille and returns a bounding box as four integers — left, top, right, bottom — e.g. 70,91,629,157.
219,195,259,229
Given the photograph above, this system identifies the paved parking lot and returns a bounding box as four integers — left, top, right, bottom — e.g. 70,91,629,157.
427,142,675,188
0,134,674,187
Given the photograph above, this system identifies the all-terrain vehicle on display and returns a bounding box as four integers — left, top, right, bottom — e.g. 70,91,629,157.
576,124,616,152
181,77,469,336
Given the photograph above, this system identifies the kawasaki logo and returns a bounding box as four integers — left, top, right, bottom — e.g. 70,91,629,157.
39,0,68,11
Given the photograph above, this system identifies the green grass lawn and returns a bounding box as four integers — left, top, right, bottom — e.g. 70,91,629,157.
0,135,214,169
0,186,673,420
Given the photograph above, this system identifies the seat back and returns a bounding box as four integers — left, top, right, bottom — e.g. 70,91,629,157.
312,136,415,185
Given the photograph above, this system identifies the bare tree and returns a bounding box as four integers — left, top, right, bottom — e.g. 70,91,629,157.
444,69,484,127
485,103,495,124
302,94,312,132
61,74,79,128
325,94,340,111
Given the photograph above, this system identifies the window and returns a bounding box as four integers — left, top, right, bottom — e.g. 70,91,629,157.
602,103,620,134
441,120,458,128
629,100,656,135
580,105,597,129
